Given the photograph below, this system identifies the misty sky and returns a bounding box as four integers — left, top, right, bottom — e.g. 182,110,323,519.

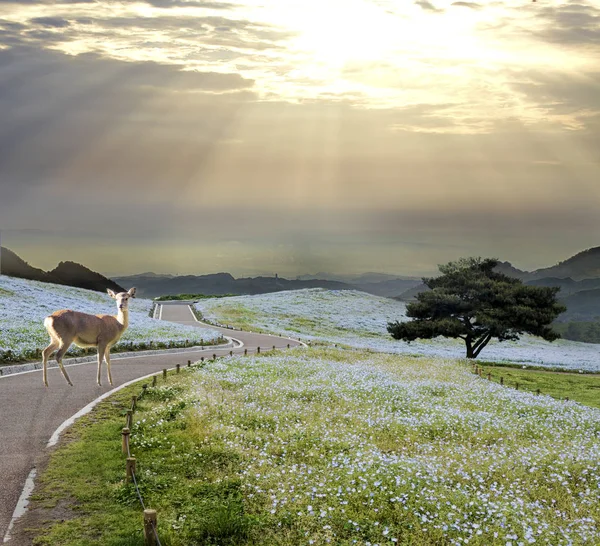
0,0,599,277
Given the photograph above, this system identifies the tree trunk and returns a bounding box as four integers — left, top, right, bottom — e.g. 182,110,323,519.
465,336,475,359
473,333,493,358
464,332,493,359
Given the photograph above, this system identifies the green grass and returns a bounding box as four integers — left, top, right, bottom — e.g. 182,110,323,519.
26,368,253,546
23,350,600,546
475,363,600,408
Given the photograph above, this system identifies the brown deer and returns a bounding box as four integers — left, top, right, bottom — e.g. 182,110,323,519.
42,288,136,387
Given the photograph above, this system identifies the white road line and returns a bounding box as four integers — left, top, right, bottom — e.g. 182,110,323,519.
186,304,308,348
4,364,197,543
3,468,37,543
3,302,308,543
184,305,244,348
0,345,232,380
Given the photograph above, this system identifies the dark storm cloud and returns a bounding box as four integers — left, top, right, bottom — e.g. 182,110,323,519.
30,16,70,27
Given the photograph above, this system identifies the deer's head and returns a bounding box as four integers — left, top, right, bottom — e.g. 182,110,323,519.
107,287,137,311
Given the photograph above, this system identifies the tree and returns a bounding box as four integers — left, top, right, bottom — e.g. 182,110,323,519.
387,257,566,359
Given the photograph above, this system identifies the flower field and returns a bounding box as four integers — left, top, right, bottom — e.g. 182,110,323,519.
0,275,221,361
123,349,600,546
198,289,600,371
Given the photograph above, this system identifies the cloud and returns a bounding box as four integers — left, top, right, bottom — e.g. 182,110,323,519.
30,16,70,27
0,0,94,3
539,3,600,45
144,0,234,8
451,2,482,9
415,0,442,11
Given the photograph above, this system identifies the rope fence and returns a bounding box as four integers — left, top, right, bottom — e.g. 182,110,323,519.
117,343,301,544
472,364,569,402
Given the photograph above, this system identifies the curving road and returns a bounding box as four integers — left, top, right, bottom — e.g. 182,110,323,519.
0,302,302,542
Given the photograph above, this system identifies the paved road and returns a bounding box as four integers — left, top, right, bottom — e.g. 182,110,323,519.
0,303,301,541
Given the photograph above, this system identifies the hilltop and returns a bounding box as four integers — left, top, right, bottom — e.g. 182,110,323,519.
0,247,124,293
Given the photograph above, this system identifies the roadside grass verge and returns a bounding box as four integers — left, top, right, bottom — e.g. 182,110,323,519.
475,363,600,408
0,275,224,364
24,349,600,546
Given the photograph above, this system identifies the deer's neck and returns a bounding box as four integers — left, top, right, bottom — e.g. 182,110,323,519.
116,309,129,330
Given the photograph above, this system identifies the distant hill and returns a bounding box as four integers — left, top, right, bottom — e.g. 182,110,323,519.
494,261,528,280
528,247,600,281
296,272,420,284
394,283,429,301
0,247,124,293
353,278,422,298
49,261,124,293
0,247,56,283
112,272,354,299
557,289,600,322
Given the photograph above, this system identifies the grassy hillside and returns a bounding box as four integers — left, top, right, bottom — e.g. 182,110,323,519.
27,349,600,545
197,289,600,371
0,275,222,362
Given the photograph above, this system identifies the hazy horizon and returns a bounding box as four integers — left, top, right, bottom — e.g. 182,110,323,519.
1,237,596,279
1,0,599,275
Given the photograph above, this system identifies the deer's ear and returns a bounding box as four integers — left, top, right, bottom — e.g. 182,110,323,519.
107,289,117,299
128,287,137,298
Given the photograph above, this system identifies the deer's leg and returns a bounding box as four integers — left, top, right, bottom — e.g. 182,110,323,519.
97,343,107,386
105,347,113,386
42,339,59,387
55,339,74,387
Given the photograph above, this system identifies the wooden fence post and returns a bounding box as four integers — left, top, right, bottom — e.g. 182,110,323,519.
131,396,137,411
152,375,157,387
126,457,136,482
162,369,167,381
536,389,541,395
500,377,504,386
122,428,130,454
201,357,204,363
213,354,216,360
244,348,247,356
287,344,290,349
143,509,158,546
188,360,191,367
257,347,260,354
176,364,180,374
487,373,491,381
126,410,133,429
515,382,519,390
230,350,233,357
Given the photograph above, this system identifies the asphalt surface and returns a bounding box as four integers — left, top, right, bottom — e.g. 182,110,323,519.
0,303,302,541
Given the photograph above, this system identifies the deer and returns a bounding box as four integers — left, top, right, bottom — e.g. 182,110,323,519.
42,288,136,387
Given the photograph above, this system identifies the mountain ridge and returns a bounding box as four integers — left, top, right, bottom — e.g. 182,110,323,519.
0,247,124,293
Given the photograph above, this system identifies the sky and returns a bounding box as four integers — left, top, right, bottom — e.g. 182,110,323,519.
0,0,599,277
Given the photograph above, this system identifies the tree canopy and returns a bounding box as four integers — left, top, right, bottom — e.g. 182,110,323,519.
387,257,567,359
